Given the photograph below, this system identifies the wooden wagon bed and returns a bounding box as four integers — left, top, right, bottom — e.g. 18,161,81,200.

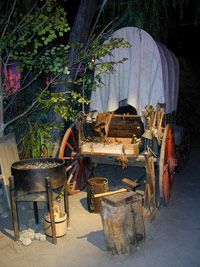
59,104,177,217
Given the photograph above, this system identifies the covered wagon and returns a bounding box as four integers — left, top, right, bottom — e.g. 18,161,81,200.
59,27,189,211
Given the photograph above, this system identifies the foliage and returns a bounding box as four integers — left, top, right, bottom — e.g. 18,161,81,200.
38,35,130,121
0,0,73,136
0,0,131,130
0,0,132,162
20,121,61,158
1,1,70,72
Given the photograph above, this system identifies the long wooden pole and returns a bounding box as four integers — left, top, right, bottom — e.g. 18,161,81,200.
0,59,4,137
94,188,127,198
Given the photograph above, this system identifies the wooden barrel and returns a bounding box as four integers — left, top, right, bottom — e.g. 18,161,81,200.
87,177,109,213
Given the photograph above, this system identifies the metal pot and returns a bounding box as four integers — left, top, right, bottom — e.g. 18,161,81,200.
11,158,66,192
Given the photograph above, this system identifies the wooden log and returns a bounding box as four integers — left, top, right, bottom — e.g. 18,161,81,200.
100,192,137,255
131,193,146,241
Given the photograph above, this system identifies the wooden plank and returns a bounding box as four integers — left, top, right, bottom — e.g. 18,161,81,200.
81,142,139,156
81,142,123,154
143,154,157,217
81,155,146,168
93,112,113,138
106,137,132,144
113,114,142,118
121,178,140,188
0,134,19,207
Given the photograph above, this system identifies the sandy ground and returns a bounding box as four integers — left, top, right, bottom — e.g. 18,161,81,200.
0,139,200,267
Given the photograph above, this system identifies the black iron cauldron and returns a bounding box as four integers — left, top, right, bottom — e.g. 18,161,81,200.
11,158,66,192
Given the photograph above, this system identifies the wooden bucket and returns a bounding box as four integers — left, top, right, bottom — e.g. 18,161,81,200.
87,177,109,213
44,212,67,238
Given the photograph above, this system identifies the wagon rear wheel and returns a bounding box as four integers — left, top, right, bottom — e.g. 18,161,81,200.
159,124,176,205
59,123,92,195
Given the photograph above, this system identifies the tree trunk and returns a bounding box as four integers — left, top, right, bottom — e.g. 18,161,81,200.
68,0,99,68
100,191,137,255
49,0,100,145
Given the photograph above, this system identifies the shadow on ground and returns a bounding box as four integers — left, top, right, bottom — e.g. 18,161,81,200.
77,230,106,252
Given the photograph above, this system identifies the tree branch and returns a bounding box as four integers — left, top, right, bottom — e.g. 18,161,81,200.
1,0,16,38
4,72,61,130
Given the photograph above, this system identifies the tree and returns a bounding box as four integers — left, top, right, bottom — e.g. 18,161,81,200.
0,0,71,137
0,0,129,157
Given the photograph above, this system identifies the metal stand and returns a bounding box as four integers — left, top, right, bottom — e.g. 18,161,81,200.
9,176,70,245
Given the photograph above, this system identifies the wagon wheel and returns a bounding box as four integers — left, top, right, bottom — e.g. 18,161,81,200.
159,124,176,205
175,131,190,172
59,122,92,195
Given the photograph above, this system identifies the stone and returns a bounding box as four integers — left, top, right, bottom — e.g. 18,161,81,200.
21,237,32,246
34,232,46,241
27,228,35,240
20,229,35,241
34,233,41,241
39,234,46,242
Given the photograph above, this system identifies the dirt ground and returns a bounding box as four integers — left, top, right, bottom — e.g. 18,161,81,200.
0,138,200,267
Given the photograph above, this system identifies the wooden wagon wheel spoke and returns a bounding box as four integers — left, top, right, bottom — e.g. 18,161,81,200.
66,142,74,151
62,156,75,160
66,160,78,172
67,164,81,194
159,124,176,205
59,122,93,194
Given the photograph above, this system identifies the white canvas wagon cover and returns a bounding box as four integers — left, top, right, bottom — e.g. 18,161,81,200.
90,27,179,115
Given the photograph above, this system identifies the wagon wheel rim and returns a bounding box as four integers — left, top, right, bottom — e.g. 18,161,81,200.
162,164,170,204
59,123,92,195
159,124,176,205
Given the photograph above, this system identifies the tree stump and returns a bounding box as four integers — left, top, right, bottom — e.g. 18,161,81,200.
131,193,146,241
100,191,137,255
